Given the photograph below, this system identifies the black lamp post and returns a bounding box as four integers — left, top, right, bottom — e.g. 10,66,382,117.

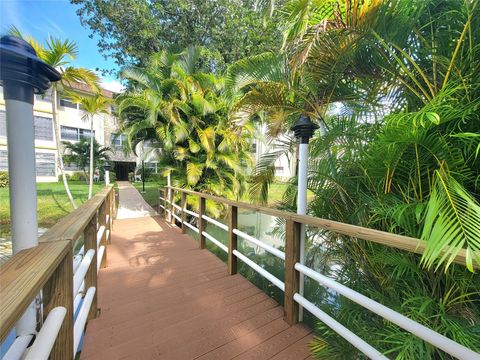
103,162,111,185
290,114,318,321
142,160,145,193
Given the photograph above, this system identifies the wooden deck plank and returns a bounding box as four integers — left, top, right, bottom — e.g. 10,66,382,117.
81,216,313,359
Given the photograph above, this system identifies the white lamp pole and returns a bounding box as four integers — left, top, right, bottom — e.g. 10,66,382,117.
104,163,111,186
0,36,61,336
290,114,318,321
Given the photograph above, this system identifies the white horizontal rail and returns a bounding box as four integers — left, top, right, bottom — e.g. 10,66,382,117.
202,231,228,253
73,287,96,355
159,196,165,201
165,199,171,204
295,263,480,360
73,254,83,274
172,203,182,211
184,221,200,233
73,249,95,297
96,225,105,247
172,213,182,223
184,208,199,218
106,229,110,242
97,246,105,273
2,334,33,360
24,307,66,360
74,292,83,315
293,294,387,360
233,228,285,260
202,215,228,231
159,204,165,210
105,214,110,224
233,249,285,291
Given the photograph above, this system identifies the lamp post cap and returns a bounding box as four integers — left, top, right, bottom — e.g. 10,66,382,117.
0,35,61,96
290,115,319,143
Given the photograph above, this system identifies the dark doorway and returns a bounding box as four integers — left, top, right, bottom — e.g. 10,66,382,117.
114,161,136,181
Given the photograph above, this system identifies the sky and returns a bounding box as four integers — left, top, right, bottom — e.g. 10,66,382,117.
0,0,124,92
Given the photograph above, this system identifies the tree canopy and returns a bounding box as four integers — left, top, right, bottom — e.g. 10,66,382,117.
70,0,284,73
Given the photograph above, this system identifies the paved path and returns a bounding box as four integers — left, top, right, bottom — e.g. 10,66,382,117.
116,181,157,219
81,216,313,360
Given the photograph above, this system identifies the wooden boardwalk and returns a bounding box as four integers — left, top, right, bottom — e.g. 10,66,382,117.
81,216,313,360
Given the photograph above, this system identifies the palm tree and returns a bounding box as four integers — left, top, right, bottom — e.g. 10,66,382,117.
9,27,100,208
117,47,254,214
69,93,111,198
63,138,110,182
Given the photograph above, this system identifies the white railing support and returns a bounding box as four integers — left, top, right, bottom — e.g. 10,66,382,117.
73,287,96,355
24,307,66,360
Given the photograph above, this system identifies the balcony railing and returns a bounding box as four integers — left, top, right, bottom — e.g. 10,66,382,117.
160,186,479,360
0,185,115,359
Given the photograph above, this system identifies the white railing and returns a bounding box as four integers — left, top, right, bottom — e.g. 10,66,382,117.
1,186,114,360
162,186,480,360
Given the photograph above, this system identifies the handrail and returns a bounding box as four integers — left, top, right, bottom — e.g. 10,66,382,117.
161,185,480,360
0,185,115,359
166,186,473,268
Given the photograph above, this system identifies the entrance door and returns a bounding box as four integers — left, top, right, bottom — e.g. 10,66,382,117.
114,162,135,181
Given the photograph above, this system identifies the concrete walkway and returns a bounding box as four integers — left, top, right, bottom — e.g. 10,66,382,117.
116,181,157,219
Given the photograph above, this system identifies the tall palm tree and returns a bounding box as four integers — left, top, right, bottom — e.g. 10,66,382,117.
9,27,100,208
69,93,111,198
117,47,254,214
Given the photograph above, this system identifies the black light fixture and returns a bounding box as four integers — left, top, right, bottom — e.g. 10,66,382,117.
103,162,111,171
290,114,319,144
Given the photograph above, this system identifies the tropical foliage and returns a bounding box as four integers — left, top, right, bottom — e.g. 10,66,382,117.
63,138,110,182
10,27,100,208
117,47,254,216
226,0,480,358
69,93,112,198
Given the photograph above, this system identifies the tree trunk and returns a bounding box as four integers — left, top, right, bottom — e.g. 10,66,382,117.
52,87,77,209
88,115,94,199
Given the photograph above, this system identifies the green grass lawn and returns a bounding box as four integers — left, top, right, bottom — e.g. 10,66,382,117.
132,181,162,209
0,181,105,237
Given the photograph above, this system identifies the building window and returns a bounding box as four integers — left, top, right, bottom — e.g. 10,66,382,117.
111,133,127,148
59,96,77,109
65,162,81,171
275,166,284,173
61,126,94,141
0,111,6,138
35,152,56,176
0,150,7,171
0,150,56,177
0,112,53,141
34,116,53,141
35,92,52,103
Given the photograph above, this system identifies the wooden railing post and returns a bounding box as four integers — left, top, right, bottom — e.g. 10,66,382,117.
110,188,114,231
284,219,301,325
181,191,187,233
99,201,107,268
228,205,238,275
84,215,98,319
106,190,112,245
198,196,206,249
170,189,176,225
164,187,169,221
42,247,73,359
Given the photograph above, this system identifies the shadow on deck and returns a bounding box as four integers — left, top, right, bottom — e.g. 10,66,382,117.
81,216,313,360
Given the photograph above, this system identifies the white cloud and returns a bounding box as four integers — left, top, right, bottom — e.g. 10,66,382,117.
100,79,124,93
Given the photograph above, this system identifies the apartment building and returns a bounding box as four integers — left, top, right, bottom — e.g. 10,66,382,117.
0,83,140,182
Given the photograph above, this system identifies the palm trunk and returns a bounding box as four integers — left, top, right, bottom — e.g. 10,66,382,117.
52,87,77,209
88,115,94,199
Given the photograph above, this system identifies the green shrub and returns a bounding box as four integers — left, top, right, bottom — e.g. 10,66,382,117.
69,171,87,182
109,171,117,182
147,173,165,184
0,171,9,188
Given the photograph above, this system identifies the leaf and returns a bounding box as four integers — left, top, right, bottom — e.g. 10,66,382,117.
186,162,204,186
421,169,480,272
